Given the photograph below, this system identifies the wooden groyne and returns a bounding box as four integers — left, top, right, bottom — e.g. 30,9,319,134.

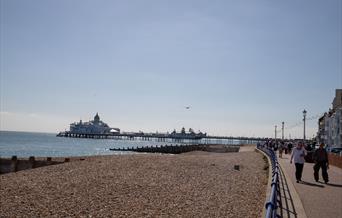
109,144,240,154
0,156,70,174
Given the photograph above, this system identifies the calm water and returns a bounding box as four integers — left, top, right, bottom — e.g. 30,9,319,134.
0,131,240,157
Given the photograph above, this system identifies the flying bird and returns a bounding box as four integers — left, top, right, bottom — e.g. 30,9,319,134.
185,106,190,109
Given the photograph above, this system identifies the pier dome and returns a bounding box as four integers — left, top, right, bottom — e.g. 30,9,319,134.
94,113,100,123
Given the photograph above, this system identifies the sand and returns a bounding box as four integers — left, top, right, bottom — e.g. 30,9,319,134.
0,150,267,217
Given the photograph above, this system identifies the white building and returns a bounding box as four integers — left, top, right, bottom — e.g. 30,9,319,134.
327,108,342,147
318,89,342,147
69,113,120,134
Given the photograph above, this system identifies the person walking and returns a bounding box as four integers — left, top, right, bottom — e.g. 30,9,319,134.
290,141,307,183
313,143,329,183
279,141,285,158
288,142,293,154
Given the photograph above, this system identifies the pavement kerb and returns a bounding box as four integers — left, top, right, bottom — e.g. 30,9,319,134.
255,148,273,218
278,158,308,218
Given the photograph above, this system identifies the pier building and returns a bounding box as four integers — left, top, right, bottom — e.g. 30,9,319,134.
69,113,120,134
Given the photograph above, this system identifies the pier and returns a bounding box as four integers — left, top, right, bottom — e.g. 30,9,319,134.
56,131,264,145
56,114,264,144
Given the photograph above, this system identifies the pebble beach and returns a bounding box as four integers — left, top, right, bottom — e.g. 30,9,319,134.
0,149,267,217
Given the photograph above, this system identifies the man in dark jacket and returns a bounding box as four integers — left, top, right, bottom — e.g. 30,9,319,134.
313,143,329,183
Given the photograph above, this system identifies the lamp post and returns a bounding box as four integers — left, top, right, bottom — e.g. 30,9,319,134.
282,122,284,140
303,109,307,141
275,125,277,140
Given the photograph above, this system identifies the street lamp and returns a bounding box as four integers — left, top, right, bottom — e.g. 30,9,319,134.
282,122,284,140
303,109,307,141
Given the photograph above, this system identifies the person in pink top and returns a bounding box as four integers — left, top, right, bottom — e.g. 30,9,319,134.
290,141,307,183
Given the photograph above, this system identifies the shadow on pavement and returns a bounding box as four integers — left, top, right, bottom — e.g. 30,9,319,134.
278,166,298,218
324,182,342,188
316,181,342,188
300,181,325,188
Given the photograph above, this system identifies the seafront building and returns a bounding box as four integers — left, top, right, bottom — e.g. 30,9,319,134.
317,89,342,147
69,113,120,134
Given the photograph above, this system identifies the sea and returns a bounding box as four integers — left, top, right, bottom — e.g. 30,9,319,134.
0,131,240,157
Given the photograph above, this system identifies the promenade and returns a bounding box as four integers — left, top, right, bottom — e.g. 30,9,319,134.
278,153,342,218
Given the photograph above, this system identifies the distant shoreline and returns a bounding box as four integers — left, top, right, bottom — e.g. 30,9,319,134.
0,130,56,134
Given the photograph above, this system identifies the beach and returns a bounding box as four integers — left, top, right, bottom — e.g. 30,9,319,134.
0,148,267,217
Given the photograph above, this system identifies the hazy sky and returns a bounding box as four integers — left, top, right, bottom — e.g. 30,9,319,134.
1,0,341,138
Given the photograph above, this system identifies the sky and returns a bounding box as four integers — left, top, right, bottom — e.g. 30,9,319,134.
1,0,341,138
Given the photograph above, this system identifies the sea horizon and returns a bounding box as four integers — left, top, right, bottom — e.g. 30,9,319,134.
0,131,241,158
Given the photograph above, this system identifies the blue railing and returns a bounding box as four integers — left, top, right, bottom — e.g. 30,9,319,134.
257,145,280,218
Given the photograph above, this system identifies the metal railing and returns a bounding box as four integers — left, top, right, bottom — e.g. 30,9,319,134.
257,145,280,218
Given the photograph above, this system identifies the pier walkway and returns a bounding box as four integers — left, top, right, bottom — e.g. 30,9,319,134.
278,153,342,218
56,131,263,144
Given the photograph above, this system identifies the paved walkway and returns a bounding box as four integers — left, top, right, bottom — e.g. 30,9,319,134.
278,153,342,218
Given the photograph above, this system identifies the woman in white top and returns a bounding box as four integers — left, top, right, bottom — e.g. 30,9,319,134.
290,141,307,183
